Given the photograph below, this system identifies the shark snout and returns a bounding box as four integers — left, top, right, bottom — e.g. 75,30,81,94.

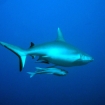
87,56,94,62
81,54,94,63
91,57,94,61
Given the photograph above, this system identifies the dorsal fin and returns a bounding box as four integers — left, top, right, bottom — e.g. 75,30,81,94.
56,27,65,42
29,42,35,48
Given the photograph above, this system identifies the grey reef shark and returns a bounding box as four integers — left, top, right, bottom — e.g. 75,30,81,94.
27,67,68,78
0,28,94,71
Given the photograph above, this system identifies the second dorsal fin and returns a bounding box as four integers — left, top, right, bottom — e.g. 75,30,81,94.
29,42,35,48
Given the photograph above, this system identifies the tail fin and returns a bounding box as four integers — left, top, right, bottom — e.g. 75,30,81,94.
0,41,27,71
27,72,36,78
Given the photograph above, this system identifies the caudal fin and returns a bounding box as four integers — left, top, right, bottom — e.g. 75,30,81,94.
27,72,36,78
0,41,27,71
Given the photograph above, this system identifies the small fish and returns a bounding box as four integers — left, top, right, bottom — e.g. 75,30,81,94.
27,67,68,78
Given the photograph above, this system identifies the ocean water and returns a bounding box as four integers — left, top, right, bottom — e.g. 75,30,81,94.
0,0,105,105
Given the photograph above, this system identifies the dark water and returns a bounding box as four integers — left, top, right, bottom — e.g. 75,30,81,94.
0,0,105,105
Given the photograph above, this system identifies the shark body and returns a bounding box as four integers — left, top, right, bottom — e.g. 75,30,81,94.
0,28,93,71
27,67,68,78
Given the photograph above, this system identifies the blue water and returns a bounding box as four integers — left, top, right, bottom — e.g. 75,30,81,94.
0,0,105,105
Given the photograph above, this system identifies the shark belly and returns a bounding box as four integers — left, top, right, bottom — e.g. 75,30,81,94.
46,53,81,66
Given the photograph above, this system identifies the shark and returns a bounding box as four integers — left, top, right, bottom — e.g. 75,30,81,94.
27,67,68,78
0,28,94,71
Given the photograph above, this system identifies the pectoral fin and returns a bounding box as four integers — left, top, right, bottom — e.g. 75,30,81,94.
27,72,36,78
